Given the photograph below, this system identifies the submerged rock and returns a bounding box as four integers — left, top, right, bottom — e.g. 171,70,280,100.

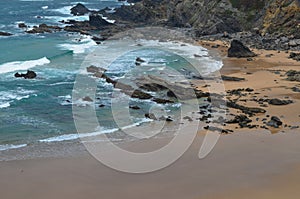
0,31,13,36
18,23,27,29
228,40,256,58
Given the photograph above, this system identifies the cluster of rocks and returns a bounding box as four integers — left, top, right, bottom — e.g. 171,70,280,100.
285,70,300,82
201,31,300,52
289,52,300,62
26,24,62,34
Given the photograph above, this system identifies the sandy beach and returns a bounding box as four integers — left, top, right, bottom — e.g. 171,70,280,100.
1,41,300,199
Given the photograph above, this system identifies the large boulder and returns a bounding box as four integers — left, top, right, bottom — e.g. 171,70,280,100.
71,3,90,16
228,40,256,58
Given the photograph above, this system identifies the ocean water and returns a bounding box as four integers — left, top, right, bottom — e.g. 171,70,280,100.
0,0,223,158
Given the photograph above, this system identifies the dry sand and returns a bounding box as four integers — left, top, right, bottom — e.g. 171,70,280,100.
0,40,300,199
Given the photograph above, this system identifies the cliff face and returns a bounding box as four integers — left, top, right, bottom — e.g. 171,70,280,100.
108,0,300,38
261,0,300,37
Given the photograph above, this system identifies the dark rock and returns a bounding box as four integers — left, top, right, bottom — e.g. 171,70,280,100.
227,100,266,116
228,40,256,58
267,98,293,106
128,90,153,100
18,23,27,28
152,98,174,104
71,3,90,16
145,113,157,120
0,31,13,36
136,57,146,63
14,70,37,79
292,87,300,92
129,105,141,110
87,65,107,78
89,14,112,28
267,116,283,128
289,52,300,61
26,24,62,34
211,44,220,48
203,126,233,134
226,114,253,128
166,116,173,122
285,70,300,82
83,96,93,102
183,116,193,122
221,75,245,81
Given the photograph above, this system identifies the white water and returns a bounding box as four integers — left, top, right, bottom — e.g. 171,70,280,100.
0,57,50,74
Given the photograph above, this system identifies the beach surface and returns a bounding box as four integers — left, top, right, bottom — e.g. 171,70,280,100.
1,41,300,199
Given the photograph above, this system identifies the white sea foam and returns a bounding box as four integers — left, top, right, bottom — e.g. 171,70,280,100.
51,6,73,15
0,57,50,74
0,102,10,109
0,144,27,151
39,128,119,143
40,118,153,143
0,89,36,109
58,37,97,54
42,6,49,10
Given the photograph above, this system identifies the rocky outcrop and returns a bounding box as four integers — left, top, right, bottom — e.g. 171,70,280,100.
261,0,300,38
71,3,90,16
89,14,113,28
14,70,37,79
26,24,62,34
228,40,256,58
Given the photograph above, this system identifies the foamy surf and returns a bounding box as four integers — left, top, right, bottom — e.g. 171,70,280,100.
0,144,27,151
0,57,50,74
39,128,119,143
39,119,153,143
58,37,97,54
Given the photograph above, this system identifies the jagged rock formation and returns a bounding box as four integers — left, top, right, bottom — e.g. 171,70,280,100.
105,0,300,38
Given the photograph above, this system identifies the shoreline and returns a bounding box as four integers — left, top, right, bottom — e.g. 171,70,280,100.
1,39,300,198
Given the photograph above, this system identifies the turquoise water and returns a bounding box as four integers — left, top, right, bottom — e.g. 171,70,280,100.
0,0,222,154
